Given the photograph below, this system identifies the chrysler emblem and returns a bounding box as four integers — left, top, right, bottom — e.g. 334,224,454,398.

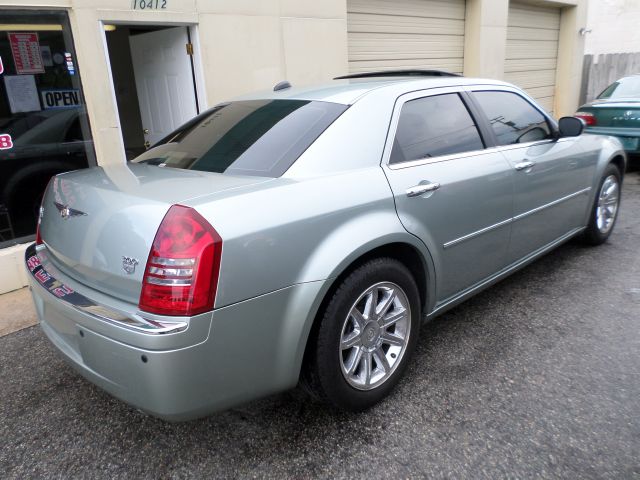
54,201,87,220
122,256,139,275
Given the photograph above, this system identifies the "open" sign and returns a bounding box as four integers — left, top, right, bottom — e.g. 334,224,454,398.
40,89,81,109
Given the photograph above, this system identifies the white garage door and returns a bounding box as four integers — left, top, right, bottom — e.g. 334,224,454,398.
347,0,466,74
505,2,561,114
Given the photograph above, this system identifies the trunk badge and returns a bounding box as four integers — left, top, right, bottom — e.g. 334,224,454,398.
54,202,87,220
122,256,139,275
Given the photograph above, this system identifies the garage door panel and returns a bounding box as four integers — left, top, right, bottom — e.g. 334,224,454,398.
504,69,556,90
533,96,554,112
504,58,557,73
505,2,560,114
508,4,561,29
507,26,559,41
506,41,559,60
524,85,555,100
349,43,463,62
347,0,465,74
349,58,464,74
348,13,465,36
348,0,465,20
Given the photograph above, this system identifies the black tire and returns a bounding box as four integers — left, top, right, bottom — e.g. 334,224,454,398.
303,257,421,411
582,163,622,246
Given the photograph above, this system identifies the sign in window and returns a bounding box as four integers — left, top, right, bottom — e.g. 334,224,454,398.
0,11,94,247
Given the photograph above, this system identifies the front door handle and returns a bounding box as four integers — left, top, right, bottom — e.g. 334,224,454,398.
514,161,535,171
406,182,440,197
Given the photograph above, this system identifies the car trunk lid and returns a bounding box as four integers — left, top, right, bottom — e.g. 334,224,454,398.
582,100,640,127
39,163,270,305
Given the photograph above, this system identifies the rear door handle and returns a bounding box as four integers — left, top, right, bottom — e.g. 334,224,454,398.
406,182,440,197
514,161,535,171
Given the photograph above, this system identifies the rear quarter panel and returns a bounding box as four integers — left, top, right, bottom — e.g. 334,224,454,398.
576,133,626,223
187,167,434,310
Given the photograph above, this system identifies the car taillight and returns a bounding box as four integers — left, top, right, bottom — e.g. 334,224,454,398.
36,204,44,245
575,112,596,126
139,205,222,316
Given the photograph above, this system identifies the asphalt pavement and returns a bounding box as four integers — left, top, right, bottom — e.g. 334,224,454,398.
1,172,639,479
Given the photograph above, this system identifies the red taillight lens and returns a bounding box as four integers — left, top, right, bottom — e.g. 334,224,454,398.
35,204,44,245
575,112,596,126
139,205,223,316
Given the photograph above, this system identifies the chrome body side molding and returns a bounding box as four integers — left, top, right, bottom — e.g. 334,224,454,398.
443,187,591,249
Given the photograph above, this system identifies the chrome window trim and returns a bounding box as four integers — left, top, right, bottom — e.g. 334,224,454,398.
442,187,592,249
382,84,561,171
381,85,487,169
388,146,495,170
461,85,558,130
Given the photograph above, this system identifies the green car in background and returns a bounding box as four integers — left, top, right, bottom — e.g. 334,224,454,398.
576,75,640,159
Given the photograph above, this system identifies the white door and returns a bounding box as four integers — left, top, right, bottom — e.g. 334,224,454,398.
129,27,198,146
347,0,466,74
504,2,561,114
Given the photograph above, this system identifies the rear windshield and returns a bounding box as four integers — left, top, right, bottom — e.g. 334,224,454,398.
132,99,347,177
598,76,640,99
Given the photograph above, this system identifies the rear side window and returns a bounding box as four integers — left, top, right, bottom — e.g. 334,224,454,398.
473,91,552,146
132,99,347,177
598,76,640,99
390,93,484,164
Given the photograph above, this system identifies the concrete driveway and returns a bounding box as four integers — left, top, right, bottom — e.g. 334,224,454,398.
1,172,639,479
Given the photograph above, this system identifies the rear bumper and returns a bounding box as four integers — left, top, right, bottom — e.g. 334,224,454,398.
26,243,325,420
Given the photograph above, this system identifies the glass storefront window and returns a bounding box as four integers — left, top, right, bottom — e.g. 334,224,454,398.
0,10,94,248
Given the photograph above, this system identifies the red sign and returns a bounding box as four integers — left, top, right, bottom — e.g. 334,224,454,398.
0,133,13,150
8,32,45,74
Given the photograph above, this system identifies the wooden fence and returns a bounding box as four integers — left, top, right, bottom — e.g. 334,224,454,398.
580,52,640,105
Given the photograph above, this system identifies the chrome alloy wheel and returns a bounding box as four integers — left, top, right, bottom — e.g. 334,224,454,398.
339,282,411,390
596,175,620,234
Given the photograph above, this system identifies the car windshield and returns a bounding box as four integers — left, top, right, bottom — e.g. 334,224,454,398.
598,76,640,99
132,99,347,177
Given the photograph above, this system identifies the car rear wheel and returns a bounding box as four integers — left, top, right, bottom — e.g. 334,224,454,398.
582,163,621,245
304,258,420,411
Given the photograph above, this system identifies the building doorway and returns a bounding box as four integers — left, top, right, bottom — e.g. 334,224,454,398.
105,25,200,159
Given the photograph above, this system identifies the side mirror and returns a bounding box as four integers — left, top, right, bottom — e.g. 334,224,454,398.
558,116,585,137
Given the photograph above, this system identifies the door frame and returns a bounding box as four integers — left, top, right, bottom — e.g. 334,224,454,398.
99,20,208,162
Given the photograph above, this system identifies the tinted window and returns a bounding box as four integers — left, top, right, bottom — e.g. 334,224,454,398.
132,99,347,177
65,115,83,142
598,76,640,99
0,10,93,248
473,91,551,146
390,94,484,164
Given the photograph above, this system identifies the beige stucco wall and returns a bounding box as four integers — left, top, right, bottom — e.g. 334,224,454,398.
585,0,640,56
0,0,588,294
1,0,349,169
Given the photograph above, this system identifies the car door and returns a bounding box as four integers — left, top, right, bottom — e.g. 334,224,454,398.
469,89,594,263
382,89,514,304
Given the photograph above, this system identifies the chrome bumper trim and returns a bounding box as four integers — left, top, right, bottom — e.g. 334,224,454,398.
25,243,188,335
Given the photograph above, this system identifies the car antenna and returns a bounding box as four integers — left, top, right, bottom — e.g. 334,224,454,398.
273,80,292,91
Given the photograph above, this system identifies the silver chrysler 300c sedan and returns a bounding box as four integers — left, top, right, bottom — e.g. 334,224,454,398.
26,71,625,420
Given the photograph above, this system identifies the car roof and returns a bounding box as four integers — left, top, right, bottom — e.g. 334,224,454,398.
232,75,515,105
